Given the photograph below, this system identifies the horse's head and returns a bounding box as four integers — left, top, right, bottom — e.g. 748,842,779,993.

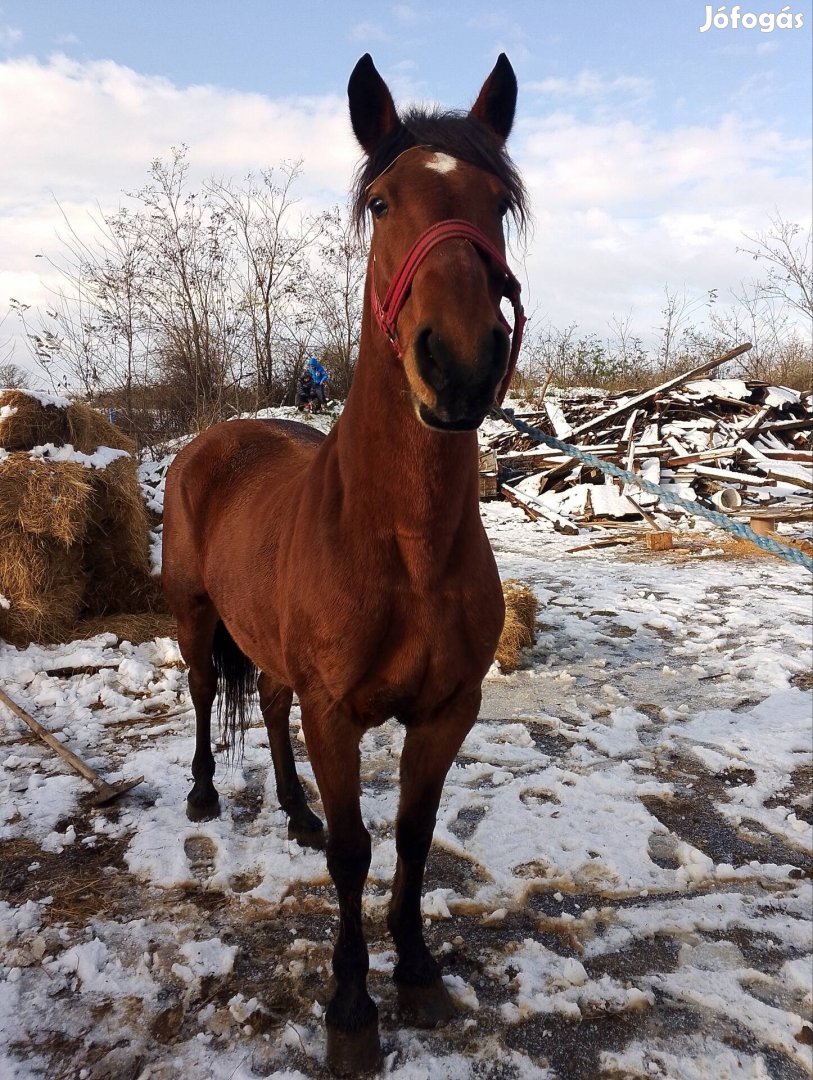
348,55,528,432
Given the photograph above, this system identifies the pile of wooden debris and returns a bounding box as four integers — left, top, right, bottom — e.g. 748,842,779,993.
481,350,812,542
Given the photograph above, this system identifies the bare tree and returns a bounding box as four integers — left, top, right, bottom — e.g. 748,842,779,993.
0,360,31,389
208,163,324,403
305,207,367,398
740,214,812,320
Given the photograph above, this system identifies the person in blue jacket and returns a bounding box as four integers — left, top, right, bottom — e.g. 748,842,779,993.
307,356,329,408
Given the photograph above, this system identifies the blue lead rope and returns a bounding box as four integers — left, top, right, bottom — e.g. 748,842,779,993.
495,406,813,575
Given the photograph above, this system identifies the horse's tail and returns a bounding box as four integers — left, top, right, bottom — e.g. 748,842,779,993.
212,620,257,759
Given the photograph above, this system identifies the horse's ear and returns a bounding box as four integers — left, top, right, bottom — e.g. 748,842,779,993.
348,54,400,155
469,53,517,144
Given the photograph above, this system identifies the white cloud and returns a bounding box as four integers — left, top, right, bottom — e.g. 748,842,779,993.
0,54,359,369
513,109,811,338
0,23,22,49
528,70,653,101
350,20,389,43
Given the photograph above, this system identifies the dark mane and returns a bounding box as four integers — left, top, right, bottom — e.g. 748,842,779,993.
351,108,529,238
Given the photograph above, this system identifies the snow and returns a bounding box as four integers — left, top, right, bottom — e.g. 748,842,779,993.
0,469,811,1077
28,442,130,469
0,388,71,409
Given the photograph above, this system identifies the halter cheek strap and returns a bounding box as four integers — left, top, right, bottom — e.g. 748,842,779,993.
370,218,526,406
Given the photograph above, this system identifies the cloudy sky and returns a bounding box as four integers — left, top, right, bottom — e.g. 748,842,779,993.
1,0,811,377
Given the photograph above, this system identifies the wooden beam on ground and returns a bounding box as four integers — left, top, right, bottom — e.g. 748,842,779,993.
567,535,638,553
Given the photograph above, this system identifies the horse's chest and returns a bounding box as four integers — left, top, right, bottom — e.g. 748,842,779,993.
350,585,502,718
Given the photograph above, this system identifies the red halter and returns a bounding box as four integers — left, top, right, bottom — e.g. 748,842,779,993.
370,218,526,406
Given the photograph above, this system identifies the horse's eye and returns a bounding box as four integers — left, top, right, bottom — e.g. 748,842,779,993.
498,198,513,219
368,197,388,220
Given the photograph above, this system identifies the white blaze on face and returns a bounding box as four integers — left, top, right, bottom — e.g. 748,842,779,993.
426,152,458,175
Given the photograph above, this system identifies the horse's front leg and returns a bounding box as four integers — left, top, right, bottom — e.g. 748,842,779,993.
388,691,480,1027
299,699,380,1075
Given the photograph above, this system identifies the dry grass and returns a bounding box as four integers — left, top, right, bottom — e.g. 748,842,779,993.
0,456,95,545
496,580,539,673
634,534,813,564
82,455,161,617
0,533,87,645
70,612,176,644
0,390,134,455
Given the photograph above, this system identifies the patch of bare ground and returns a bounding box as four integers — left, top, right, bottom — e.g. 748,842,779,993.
506,1003,812,1080
644,750,813,876
765,764,813,826
0,831,138,926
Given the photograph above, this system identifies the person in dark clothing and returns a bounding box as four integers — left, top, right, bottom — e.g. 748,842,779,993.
295,370,316,410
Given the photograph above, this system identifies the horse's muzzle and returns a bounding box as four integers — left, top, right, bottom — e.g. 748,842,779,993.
413,324,509,430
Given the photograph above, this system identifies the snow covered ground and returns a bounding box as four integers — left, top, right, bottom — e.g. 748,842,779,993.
1,498,811,1079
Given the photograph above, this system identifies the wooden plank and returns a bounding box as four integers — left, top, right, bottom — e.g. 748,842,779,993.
751,461,813,491
729,505,813,522
569,343,753,438
501,483,580,534
734,405,772,438
567,535,638,553
622,408,640,443
625,494,662,531
758,417,813,435
544,399,573,439
688,463,772,485
756,450,813,462
666,434,692,457
667,445,742,467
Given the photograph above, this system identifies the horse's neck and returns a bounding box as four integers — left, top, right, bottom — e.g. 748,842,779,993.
330,339,480,535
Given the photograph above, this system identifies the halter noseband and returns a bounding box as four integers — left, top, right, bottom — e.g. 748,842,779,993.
370,218,526,406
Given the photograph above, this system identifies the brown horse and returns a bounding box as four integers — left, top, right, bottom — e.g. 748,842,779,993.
162,53,528,1074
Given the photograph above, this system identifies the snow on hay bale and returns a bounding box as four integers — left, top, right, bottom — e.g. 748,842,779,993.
496,580,538,673
0,389,160,646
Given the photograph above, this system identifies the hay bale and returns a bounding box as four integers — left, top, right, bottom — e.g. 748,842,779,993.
0,389,71,451
0,533,87,645
0,389,134,455
82,455,163,617
495,580,539,673
0,390,162,645
0,456,95,545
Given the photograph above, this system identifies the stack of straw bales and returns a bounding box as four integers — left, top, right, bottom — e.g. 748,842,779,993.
0,389,159,646
496,580,539,673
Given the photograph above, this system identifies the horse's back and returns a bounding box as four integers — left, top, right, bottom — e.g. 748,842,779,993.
168,417,324,501
163,418,325,600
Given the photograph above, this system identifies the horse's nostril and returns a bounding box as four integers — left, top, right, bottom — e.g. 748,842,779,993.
415,328,448,394
492,327,510,372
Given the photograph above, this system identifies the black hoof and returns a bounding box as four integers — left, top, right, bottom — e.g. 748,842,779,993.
186,792,220,822
397,978,455,1029
326,1021,381,1076
288,822,326,850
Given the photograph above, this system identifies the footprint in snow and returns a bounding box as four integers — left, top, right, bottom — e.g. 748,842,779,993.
184,835,218,883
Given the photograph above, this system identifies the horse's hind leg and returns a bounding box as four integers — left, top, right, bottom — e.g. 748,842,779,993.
257,672,324,848
177,602,221,822
388,697,479,1028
